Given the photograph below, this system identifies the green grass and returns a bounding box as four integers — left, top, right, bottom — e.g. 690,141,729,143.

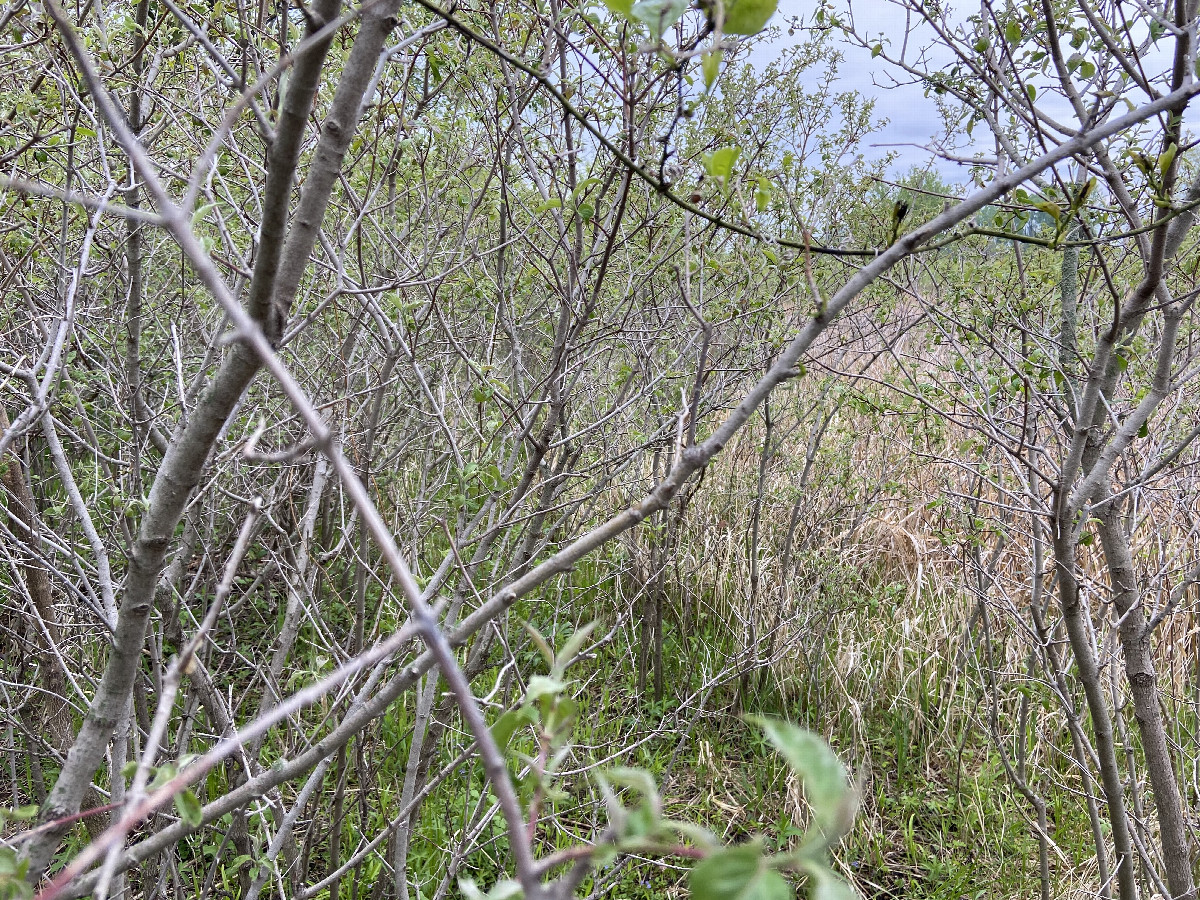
392,564,1101,900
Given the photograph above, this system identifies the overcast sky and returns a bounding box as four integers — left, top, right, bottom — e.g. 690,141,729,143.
750,0,972,183
748,0,1196,188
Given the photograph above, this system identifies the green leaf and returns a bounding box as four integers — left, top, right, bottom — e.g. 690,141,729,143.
722,0,779,35
534,198,562,213
1131,151,1153,175
755,176,771,213
0,847,31,887
547,696,578,741
870,43,882,58
148,763,178,791
0,805,38,826
569,178,603,201
601,766,660,803
491,707,536,751
576,202,595,222
553,621,598,677
521,621,554,667
190,202,216,230
175,788,203,827
664,819,721,851
1158,142,1178,177
630,0,686,37
524,674,567,705
702,49,722,90
1079,59,1095,79
748,717,853,841
121,760,139,779
1005,20,1021,44
486,880,523,900
625,801,659,838
602,0,633,16
803,862,857,900
1025,83,1036,101
592,843,619,867
702,146,741,181
1033,201,1062,222
690,844,792,900
596,766,663,840
973,36,990,52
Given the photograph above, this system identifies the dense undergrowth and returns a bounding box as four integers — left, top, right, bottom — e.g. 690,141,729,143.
365,548,1100,900
5,1,1200,897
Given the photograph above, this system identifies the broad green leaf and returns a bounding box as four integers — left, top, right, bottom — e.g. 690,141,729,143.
592,843,619,867
488,881,523,900
175,788,203,827
148,763,178,791
534,198,562,213
1004,20,1021,44
570,178,603,201
748,717,852,840
524,674,566,704
601,766,660,802
602,0,634,16
460,876,522,900
703,146,741,181
690,844,792,900
625,801,659,838
1034,201,1062,222
547,697,578,743
803,862,857,900
755,176,771,213
490,707,535,751
630,0,686,37
0,847,30,885
702,49,723,90
723,0,779,35
190,202,216,230
664,818,721,851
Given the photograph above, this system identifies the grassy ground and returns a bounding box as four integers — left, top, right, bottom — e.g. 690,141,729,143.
387,559,1104,900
